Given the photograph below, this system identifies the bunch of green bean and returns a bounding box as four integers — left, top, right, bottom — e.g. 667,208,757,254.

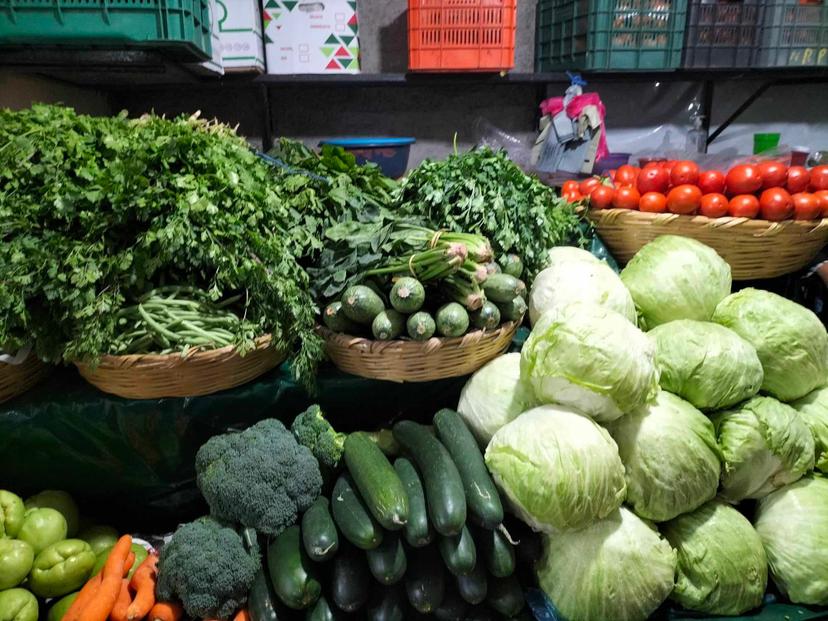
109,286,257,355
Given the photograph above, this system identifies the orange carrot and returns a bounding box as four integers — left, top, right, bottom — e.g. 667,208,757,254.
126,554,158,621
147,601,184,621
123,552,136,578
63,573,103,621
233,610,251,621
79,535,133,621
109,579,132,621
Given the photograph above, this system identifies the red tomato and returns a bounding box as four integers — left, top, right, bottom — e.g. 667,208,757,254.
615,165,640,187
562,180,580,194
579,177,603,197
792,192,821,220
697,170,726,195
814,190,828,217
666,184,703,214
612,186,641,210
728,194,760,218
699,193,729,218
759,187,794,221
726,164,763,195
589,185,615,210
659,160,678,174
563,189,582,203
787,166,811,193
639,192,667,213
810,165,828,191
637,165,670,194
758,161,788,189
670,160,700,187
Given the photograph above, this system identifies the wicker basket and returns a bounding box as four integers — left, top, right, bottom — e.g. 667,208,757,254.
0,352,49,404
74,335,285,399
319,321,520,383
589,208,828,279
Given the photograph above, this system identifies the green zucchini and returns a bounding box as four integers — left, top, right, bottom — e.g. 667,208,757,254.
248,567,282,621
438,524,477,576
301,497,338,562
433,408,503,529
392,421,467,537
344,431,409,530
433,588,468,621
496,296,527,322
478,527,516,578
331,543,371,613
322,301,360,334
368,429,401,457
366,532,407,585
268,525,321,610
393,457,433,548
341,285,385,325
305,595,340,621
331,473,383,550
390,277,425,314
470,302,501,330
435,302,469,337
405,545,446,614
366,586,406,621
372,309,405,340
487,575,525,617
483,274,525,303
456,561,487,605
500,254,523,278
407,311,436,340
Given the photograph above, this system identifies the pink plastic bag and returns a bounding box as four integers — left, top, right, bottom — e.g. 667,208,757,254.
540,92,610,163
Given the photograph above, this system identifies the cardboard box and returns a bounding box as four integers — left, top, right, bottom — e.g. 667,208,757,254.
189,0,225,75
216,0,266,72
263,0,359,74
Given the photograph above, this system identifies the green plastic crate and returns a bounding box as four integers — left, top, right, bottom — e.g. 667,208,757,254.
535,0,688,70
0,0,212,61
756,0,828,67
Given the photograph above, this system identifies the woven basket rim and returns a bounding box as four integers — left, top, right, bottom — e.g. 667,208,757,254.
318,321,519,352
588,208,828,234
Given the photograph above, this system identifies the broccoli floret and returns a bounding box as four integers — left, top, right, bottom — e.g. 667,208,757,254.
195,418,322,536
291,404,346,468
156,516,259,620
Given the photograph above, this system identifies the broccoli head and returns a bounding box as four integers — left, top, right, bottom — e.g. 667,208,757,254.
156,516,259,620
195,418,322,536
291,404,346,468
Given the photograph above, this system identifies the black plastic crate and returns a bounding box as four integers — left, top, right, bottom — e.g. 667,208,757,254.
757,0,828,66
683,0,764,67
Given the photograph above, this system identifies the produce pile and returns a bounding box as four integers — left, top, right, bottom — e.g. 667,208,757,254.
453,235,828,621
568,159,828,219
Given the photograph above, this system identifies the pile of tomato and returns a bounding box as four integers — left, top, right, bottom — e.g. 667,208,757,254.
564,160,828,221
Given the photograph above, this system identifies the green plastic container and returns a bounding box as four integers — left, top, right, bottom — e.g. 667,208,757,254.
0,0,212,61
535,0,688,70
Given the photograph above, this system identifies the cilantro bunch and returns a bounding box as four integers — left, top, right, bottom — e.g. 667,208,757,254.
0,105,321,385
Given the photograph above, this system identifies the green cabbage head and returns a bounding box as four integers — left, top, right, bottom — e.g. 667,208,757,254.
537,507,676,621
649,320,763,411
713,288,828,402
485,405,626,532
528,247,636,326
456,353,539,447
605,391,720,522
620,235,731,329
712,396,815,502
521,301,659,423
791,386,828,472
661,500,767,615
754,475,828,606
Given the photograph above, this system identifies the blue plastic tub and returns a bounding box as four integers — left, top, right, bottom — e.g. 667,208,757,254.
319,137,416,178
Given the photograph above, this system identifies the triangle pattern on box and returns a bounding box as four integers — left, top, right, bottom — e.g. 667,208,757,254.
264,33,274,43
264,0,278,7
325,34,339,44
348,46,359,58
347,14,357,26
320,46,335,57
282,0,298,10
348,0,356,8
326,58,341,70
334,45,350,57
340,35,353,45
340,58,354,68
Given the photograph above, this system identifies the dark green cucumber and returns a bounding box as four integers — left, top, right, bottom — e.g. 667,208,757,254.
433,588,468,621
372,309,405,340
483,273,525,303
366,586,406,621
393,457,433,548
322,301,360,334
435,302,470,337
456,561,487,605
392,421,467,537
305,596,340,621
433,408,504,529
390,277,425,314
487,575,525,617
248,567,281,621
301,497,338,562
331,473,383,550
407,311,436,340
268,525,321,610
341,285,385,325
500,254,523,278
470,302,501,330
496,296,527,322
438,524,477,576
366,532,407,585
344,431,409,531
405,545,446,614
478,527,516,578
368,429,401,457
331,543,371,613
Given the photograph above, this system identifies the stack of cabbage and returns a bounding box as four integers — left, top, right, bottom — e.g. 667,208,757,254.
458,237,828,621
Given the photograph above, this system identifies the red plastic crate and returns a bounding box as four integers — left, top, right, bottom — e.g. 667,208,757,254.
408,0,517,72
